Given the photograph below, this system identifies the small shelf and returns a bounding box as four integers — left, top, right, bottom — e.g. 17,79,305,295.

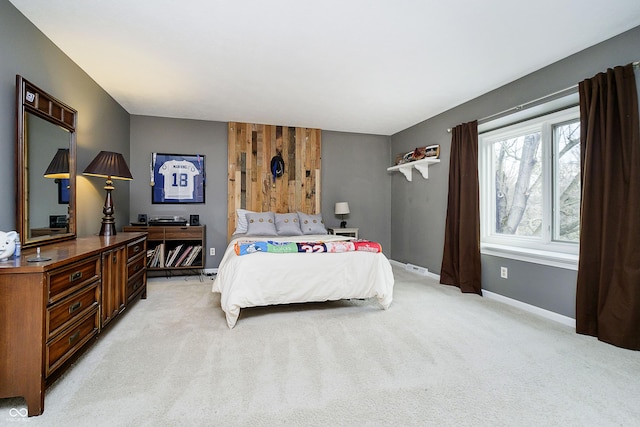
387,157,440,181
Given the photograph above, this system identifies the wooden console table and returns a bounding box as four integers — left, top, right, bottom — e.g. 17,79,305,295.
0,233,147,417
123,225,205,272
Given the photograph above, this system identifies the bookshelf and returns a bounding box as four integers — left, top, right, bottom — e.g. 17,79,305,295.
122,225,205,272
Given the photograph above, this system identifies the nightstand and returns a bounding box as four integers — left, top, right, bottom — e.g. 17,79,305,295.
328,227,358,239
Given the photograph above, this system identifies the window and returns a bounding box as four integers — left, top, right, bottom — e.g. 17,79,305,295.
479,107,580,261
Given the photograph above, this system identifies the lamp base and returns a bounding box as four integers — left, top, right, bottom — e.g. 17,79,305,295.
99,184,117,236
99,221,117,237
340,221,347,228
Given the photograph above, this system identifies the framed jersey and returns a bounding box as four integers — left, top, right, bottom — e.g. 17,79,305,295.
151,153,205,204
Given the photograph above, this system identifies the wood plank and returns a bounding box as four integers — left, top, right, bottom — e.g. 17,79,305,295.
227,123,237,238
226,121,322,239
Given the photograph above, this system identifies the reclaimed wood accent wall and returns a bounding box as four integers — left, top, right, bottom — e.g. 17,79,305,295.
227,122,322,239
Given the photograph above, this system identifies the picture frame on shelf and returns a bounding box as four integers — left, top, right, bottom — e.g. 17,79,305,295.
151,153,206,204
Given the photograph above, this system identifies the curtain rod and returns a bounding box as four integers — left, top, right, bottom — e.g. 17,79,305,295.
447,60,640,132
445,85,578,133
477,85,578,126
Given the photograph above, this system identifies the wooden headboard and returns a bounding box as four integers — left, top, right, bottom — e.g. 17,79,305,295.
227,122,322,239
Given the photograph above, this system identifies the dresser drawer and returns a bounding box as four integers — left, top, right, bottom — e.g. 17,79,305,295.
127,254,146,278
46,309,99,377
47,283,99,340
127,238,147,261
47,256,101,304
165,226,202,240
126,271,146,302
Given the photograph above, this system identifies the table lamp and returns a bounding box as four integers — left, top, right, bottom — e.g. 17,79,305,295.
335,202,350,228
83,151,133,236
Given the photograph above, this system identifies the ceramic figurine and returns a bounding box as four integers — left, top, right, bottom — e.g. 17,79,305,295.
0,230,18,261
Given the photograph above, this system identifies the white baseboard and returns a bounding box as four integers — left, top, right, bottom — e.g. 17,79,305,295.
390,259,575,329
482,290,576,329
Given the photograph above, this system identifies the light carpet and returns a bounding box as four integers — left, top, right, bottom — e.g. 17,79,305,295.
2,266,639,426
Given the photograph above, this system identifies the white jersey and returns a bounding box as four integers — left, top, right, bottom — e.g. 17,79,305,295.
159,160,200,200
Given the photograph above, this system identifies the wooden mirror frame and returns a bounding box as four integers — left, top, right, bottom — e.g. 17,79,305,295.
16,75,77,248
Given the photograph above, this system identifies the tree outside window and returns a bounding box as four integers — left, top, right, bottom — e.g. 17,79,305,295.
480,107,580,254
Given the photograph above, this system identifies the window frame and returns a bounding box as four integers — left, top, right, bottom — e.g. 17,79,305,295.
479,106,580,269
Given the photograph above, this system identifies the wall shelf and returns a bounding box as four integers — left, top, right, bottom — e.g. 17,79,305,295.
387,158,440,181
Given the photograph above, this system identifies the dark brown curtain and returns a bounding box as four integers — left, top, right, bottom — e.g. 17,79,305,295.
440,120,482,295
576,63,640,350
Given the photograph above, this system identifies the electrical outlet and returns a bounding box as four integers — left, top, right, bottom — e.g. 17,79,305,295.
209,247,215,256
500,266,508,279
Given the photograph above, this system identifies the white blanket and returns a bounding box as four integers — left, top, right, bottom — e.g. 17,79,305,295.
212,234,394,328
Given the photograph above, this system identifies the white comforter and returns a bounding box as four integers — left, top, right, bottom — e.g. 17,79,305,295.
212,234,394,328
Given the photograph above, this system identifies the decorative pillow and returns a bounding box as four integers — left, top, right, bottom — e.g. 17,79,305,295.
245,211,277,236
234,209,254,234
297,212,327,235
275,213,303,236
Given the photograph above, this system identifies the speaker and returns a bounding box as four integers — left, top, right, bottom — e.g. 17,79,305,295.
189,214,200,226
137,214,148,224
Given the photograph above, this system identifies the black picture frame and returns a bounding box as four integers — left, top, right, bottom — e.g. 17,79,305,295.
151,153,205,204
57,178,70,204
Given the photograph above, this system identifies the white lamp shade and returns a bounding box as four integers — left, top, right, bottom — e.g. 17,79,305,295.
335,202,350,215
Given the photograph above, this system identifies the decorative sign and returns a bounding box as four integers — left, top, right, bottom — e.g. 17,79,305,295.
151,153,205,204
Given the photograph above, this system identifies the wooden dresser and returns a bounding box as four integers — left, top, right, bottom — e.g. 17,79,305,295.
0,233,147,417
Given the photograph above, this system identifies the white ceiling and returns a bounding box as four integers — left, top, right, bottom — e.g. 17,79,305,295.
9,1,640,135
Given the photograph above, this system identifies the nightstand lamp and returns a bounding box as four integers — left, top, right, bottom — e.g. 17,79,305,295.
83,151,133,237
335,202,350,228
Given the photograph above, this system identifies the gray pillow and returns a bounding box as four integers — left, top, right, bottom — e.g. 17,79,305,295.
297,212,327,235
275,213,303,236
245,211,277,236
234,209,254,234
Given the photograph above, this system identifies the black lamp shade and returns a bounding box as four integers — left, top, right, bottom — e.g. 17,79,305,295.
43,148,70,179
83,151,133,180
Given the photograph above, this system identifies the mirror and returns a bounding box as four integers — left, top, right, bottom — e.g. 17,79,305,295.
16,75,77,248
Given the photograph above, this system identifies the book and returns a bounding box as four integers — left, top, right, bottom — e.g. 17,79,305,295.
185,245,202,266
166,244,183,267
174,246,193,267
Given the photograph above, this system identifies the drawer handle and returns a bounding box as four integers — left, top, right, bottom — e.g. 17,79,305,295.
134,246,141,253
69,301,82,314
134,265,141,272
70,271,82,282
68,331,80,346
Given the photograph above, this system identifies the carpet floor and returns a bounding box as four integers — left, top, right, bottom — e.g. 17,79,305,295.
1,266,639,426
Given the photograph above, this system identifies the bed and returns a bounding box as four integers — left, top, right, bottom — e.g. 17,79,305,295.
212,233,395,328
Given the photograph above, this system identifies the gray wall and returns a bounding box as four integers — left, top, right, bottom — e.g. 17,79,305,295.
390,25,640,318
321,131,391,256
0,0,131,237
129,115,228,268
128,121,392,268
